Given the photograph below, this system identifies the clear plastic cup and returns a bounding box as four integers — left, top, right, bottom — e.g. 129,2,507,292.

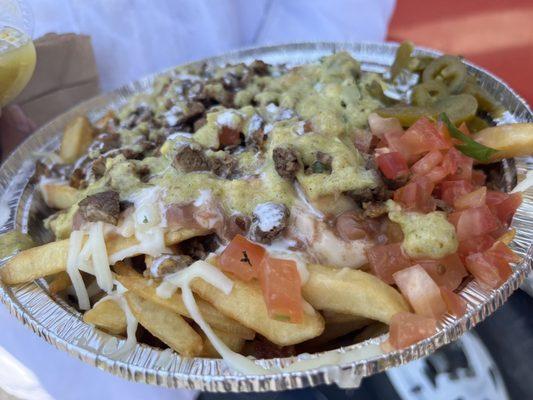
0,0,36,106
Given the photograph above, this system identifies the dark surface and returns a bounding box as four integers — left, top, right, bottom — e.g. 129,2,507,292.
200,289,533,400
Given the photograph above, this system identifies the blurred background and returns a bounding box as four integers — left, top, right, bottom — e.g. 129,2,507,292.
0,0,532,399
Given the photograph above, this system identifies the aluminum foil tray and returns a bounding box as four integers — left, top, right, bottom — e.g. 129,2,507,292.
0,42,531,392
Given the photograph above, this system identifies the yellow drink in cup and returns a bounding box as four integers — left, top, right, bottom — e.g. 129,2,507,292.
0,26,36,106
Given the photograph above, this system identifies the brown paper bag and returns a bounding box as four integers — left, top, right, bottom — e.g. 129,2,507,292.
1,33,100,159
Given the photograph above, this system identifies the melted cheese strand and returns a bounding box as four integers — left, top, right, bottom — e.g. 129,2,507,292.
160,261,273,375
90,222,113,293
95,288,139,358
66,230,90,310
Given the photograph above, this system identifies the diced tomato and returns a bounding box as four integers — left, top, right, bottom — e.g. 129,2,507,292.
388,312,437,350
493,193,522,226
458,234,495,257
376,152,409,180
368,113,403,138
487,241,522,265
425,166,449,183
439,287,467,317
218,126,241,147
465,252,512,290
485,190,509,206
449,206,500,241
417,253,468,291
444,148,473,181
259,257,303,323
217,235,266,281
394,176,436,213
439,180,473,205
454,186,487,210
393,265,447,319
366,243,412,284
411,150,443,177
400,117,451,155
497,228,516,245
471,170,487,186
384,131,412,161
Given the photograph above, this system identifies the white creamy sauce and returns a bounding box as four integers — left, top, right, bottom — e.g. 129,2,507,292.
294,183,324,219
166,132,194,141
294,121,306,136
216,110,241,129
253,202,285,232
193,189,212,207
247,113,263,133
109,187,171,263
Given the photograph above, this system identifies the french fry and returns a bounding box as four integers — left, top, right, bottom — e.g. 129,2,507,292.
0,228,206,285
94,110,116,132
114,263,255,340
115,265,255,339
48,271,71,294
302,264,409,324
60,116,95,163
40,183,79,209
199,329,245,358
473,123,533,162
83,299,127,336
125,292,203,357
190,277,325,346
0,239,69,284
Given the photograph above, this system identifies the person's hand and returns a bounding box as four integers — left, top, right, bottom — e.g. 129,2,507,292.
0,105,36,160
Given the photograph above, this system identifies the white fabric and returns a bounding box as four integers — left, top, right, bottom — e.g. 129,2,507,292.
31,0,396,91
3,1,395,398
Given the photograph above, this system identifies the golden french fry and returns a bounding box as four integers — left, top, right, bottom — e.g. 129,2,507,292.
0,228,206,285
60,116,95,163
40,183,79,209
48,272,71,294
473,123,533,162
94,110,116,131
125,292,203,357
190,277,325,346
302,264,409,325
199,329,245,358
0,239,69,284
114,264,255,340
83,299,127,336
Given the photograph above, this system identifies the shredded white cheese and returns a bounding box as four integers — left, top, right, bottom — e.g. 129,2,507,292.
294,183,324,219
89,222,113,293
95,285,139,358
66,230,90,310
158,261,273,375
